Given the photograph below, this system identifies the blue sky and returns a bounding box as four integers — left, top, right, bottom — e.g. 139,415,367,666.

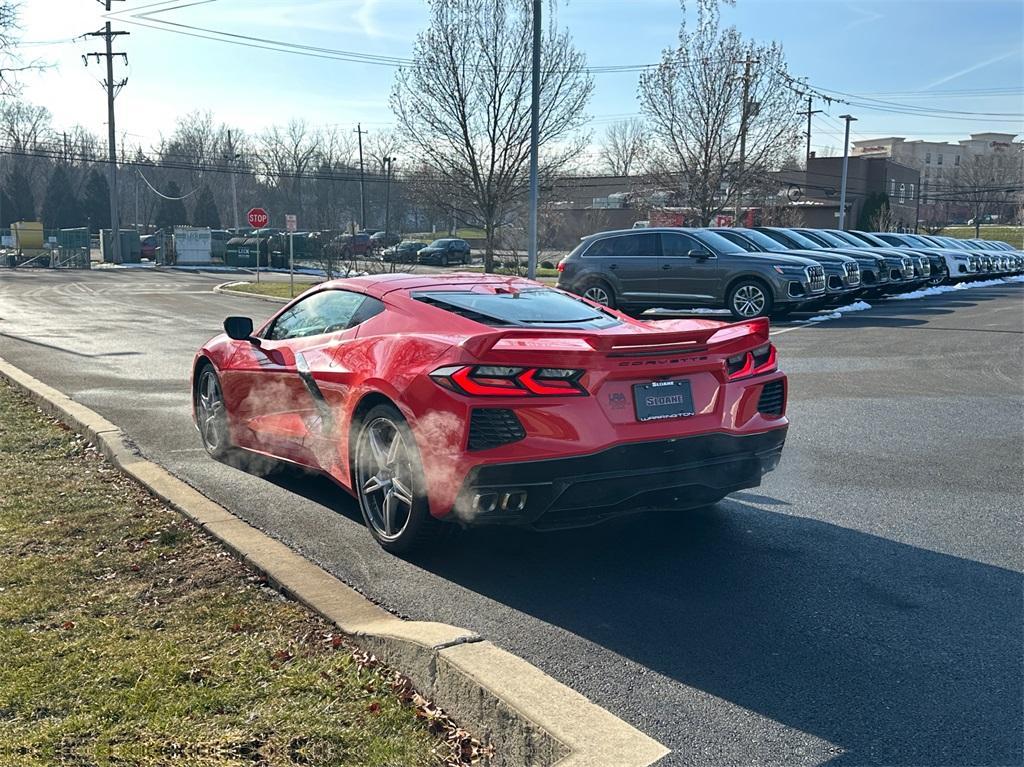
14,0,1024,160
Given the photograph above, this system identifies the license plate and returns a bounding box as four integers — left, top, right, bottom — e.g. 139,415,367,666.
633,380,695,422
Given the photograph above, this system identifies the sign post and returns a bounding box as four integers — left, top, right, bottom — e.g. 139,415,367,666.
285,214,297,297
247,207,268,283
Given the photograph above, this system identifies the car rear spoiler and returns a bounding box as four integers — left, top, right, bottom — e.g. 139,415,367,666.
460,317,769,358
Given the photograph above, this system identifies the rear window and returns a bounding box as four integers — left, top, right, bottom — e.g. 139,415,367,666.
414,288,620,328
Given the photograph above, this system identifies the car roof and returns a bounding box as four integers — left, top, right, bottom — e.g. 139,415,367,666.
316,272,540,299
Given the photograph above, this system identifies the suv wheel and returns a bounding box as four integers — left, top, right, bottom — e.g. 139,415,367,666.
580,278,616,308
440,252,449,267
728,279,773,319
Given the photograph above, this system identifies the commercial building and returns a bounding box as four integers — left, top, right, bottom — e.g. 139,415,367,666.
851,132,1022,207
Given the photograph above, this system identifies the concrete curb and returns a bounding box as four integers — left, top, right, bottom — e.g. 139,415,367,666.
0,356,669,767
213,281,292,303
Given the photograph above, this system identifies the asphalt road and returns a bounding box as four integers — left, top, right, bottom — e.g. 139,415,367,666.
1,268,1021,767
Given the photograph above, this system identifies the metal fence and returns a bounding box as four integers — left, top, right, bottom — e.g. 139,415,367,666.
0,227,92,269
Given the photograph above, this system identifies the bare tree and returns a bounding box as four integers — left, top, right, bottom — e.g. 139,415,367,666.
597,119,648,176
638,0,802,225
868,204,898,233
949,152,1024,237
391,0,593,271
366,129,402,175
0,100,53,150
256,120,321,224
0,2,45,95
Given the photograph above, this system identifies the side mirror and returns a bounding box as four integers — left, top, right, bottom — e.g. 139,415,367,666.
224,316,258,344
687,249,710,259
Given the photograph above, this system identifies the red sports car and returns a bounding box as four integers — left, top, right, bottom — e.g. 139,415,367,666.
192,274,788,553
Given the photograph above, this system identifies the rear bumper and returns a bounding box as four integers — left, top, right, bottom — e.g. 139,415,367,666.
450,428,787,530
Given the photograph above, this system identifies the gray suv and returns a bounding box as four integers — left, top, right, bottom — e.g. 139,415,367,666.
556,228,827,319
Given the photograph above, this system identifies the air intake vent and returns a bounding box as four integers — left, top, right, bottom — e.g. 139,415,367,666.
757,380,785,417
468,409,526,451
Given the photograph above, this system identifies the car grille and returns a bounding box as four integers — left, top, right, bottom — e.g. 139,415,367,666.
843,262,861,286
757,380,786,417
920,259,931,276
468,409,526,451
806,266,825,293
901,258,914,278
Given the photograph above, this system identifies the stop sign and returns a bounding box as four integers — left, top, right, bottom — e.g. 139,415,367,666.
247,207,268,228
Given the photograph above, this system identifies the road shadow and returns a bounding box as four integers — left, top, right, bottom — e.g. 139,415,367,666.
412,498,1022,767
243,459,1023,765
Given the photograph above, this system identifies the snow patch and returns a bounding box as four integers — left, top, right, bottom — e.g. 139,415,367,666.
890,276,1022,300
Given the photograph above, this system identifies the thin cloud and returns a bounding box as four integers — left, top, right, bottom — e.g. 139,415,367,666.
924,50,1018,90
844,4,884,31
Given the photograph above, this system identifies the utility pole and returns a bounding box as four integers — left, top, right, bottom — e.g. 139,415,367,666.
226,130,240,230
383,156,395,239
734,53,756,227
526,0,541,279
355,123,367,230
799,95,823,165
838,114,857,230
85,0,128,264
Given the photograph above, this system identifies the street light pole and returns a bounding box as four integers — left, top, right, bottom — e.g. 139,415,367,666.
526,0,541,280
838,114,857,230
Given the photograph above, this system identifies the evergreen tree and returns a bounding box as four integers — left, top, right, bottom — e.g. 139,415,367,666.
155,181,188,230
4,167,36,222
0,188,13,228
41,165,82,229
191,185,221,228
857,192,890,231
81,169,111,232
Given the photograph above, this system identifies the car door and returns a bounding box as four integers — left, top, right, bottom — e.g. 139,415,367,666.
227,289,370,467
658,232,722,304
585,232,661,303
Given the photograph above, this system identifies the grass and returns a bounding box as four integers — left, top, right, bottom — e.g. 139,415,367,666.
225,280,321,299
405,229,486,241
940,225,1023,247
0,381,457,767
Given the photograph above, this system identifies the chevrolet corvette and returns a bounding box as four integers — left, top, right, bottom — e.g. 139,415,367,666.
192,274,788,553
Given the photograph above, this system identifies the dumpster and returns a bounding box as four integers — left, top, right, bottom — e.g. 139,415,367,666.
225,237,268,267
12,221,44,251
57,228,91,268
174,227,212,264
99,229,142,263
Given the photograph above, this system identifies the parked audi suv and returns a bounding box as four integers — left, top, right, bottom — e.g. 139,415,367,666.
866,232,982,283
754,226,919,295
710,227,865,304
556,228,827,319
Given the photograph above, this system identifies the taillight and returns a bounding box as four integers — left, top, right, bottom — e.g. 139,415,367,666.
430,365,587,396
726,343,777,381
556,259,566,272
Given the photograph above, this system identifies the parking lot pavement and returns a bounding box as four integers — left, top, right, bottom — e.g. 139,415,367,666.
1,269,1021,767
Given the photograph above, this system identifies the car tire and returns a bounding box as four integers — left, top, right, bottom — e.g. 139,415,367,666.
440,253,449,267
727,279,773,319
353,404,449,555
196,364,232,460
579,278,616,309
